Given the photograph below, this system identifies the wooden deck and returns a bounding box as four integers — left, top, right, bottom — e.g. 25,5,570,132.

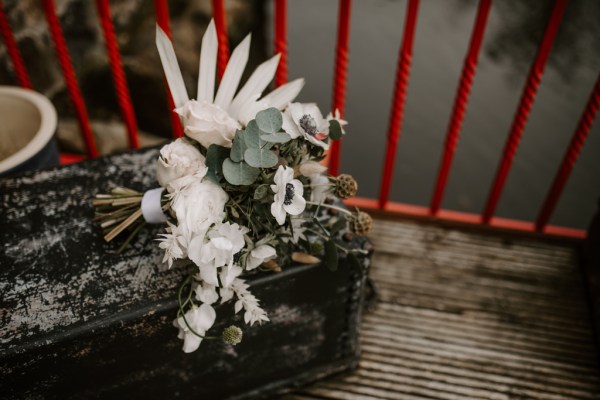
283,218,600,400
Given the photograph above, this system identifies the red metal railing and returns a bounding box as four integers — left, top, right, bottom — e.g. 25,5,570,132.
0,0,596,239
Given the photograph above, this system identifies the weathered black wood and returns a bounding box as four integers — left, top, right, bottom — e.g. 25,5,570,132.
0,149,371,399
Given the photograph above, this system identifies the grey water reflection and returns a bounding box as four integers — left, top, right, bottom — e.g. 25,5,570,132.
267,0,599,229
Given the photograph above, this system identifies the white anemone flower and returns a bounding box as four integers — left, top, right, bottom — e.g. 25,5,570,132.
174,303,216,353
282,102,329,149
270,166,306,225
156,20,305,148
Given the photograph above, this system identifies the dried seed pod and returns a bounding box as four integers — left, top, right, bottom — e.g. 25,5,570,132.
291,252,321,265
262,259,282,272
351,211,373,235
334,174,358,199
222,325,243,345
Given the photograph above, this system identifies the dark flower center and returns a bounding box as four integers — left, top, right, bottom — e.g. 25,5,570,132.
299,114,318,137
284,183,295,205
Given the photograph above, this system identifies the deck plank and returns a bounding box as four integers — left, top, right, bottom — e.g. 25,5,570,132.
281,218,600,399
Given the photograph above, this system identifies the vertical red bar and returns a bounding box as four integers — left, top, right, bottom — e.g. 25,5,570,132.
274,0,287,87
95,0,139,149
42,0,98,158
328,0,352,177
0,0,32,89
153,0,183,139
378,0,420,209
535,73,600,231
430,0,492,214
211,0,229,80
482,0,569,223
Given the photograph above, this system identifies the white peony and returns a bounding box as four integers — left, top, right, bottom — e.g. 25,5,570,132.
170,179,228,237
246,245,276,270
176,99,240,149
282,102,329,150
174,303,216,353
270,166,306,225
156,138,207,192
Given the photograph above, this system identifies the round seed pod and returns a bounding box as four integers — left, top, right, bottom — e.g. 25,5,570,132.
335,174,358,199
222,325,243,345
351,211,373,235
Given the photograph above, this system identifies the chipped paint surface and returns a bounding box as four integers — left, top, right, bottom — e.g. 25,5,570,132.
0,148,371,398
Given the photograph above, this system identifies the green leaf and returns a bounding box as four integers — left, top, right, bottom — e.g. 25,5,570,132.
324,240,339,271
244,120,273,149
253,184,270,200
230,131,247,162
330,216,347,235
255,107,283,134
329,119,343,141
205,144,229,183
222,158,260,185
244,147,278,168
261,131,291,143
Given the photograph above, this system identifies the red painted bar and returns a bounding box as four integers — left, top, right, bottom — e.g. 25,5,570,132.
42,0,98,158
430,0,492,215
328,0,352,177
211,0,229,80
482,0,569,223
0,0,32,89
274,0,287,87
378,0,420,209
535,73,600,231
96,0,139,149
347,196,586,240
153,0,183,138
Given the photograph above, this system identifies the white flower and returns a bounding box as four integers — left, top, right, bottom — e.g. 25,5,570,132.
173,303,216,353
220,264,243,288
156,19,305,145
156,138,207,192
231,279,269,326
309,173,331,203
246,245,276,270
157,222,186,268
280,218,308,244
282,102,329,149
175,100,240,149
170,179,228,236
194,281,219,305
326,108,348,134
270,166,306,225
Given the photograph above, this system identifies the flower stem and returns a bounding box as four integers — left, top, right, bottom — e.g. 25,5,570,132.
305,201,353,216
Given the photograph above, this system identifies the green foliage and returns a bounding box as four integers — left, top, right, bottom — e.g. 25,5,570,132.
329,119,343,141
324,239,339,271
255,107,282,134
206,144,229,183
230,131,247,163
244,147,278,168
222,158,260,186
244,121,273,150
261,131,292,143
253,184,269,200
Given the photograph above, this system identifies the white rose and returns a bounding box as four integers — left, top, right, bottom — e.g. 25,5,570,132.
176,99,240,149
156,138,207,192
170,179,228,236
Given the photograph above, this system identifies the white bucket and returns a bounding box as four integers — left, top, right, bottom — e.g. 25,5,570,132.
0,86,58,177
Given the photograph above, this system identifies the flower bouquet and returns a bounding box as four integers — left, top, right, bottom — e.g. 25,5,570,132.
93,20,372,353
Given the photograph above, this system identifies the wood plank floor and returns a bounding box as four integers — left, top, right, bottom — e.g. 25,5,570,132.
282,218,600,400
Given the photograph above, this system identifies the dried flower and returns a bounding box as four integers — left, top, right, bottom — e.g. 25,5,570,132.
351,211,373,235
335,174,358,200
222,325,243,345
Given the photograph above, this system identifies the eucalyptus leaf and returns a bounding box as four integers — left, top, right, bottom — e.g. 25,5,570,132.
255,107,283,134
329,119,343,141
244,147,278,168
244,120,273,149
330,216,347,235
324,239,339,271
205,144,229,183
260,131,291,143
253,184,270,200
231,131,247,162
223,158,260,186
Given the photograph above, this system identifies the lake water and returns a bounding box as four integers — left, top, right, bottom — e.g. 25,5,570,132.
266,0,600,230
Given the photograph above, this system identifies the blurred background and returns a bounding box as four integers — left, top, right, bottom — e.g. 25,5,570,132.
0,0,598,229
